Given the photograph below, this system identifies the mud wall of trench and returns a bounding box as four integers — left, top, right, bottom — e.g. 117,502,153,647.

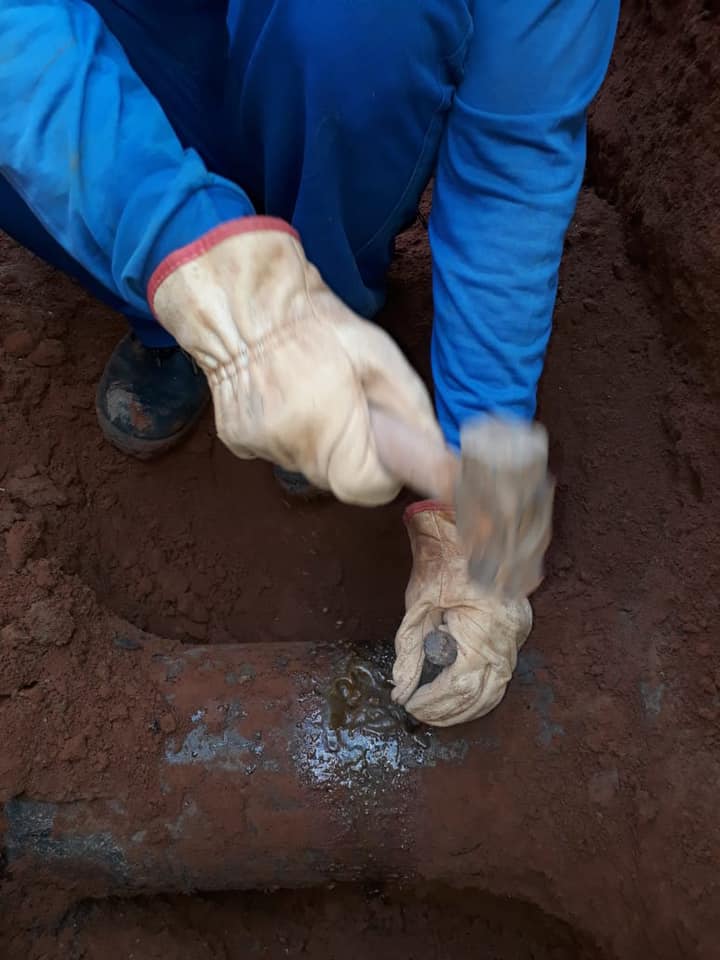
589,0,720,375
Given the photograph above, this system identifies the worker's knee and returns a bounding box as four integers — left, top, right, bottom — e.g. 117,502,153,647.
224,0,473,306
283,0,472,113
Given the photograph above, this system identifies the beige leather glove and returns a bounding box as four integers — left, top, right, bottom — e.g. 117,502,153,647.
148,217,442,505
392,502,532,727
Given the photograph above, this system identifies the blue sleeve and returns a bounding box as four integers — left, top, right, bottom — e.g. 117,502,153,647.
0,0,254,314
430,0,619,447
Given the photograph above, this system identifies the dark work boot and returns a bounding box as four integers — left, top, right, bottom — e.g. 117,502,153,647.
273,464,327,499
96,334,209,459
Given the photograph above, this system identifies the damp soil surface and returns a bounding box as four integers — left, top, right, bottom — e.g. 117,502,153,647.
1,184,719,960
20,886,605,960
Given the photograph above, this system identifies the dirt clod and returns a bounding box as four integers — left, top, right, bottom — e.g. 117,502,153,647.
4,517,43,571
159,713,177,734
28,338,65,367
24,598,75,646
60,732,87,762
2,330,35,358
5,474,67,508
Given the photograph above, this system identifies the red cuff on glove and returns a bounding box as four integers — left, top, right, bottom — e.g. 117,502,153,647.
147,216,299,312
403,500,455,524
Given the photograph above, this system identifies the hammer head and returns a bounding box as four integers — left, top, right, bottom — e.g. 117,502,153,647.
455,416,554,598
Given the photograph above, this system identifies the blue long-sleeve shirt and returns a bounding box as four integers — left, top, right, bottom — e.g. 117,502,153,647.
431,2,618,444
0,0,254,314
0,0,619,448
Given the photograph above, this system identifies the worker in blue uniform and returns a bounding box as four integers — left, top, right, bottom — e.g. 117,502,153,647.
0,1,619,726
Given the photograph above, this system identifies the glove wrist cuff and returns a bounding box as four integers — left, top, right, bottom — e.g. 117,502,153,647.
147,216,299,313
403,500,454,524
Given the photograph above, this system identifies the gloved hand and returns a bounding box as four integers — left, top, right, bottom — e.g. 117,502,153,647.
149,217,442,505
392,501,532,727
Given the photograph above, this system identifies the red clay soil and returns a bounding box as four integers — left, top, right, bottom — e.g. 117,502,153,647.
589,0,720,387
3,10,720,947
17,887,605,960
1,182,719,958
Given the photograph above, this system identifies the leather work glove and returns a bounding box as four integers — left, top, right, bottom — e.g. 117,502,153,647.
149,217,442,505
392,502,532,727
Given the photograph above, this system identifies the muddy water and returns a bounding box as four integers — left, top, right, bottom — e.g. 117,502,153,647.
296,649,456,794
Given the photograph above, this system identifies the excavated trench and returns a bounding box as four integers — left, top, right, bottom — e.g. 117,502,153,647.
1,3,720,957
